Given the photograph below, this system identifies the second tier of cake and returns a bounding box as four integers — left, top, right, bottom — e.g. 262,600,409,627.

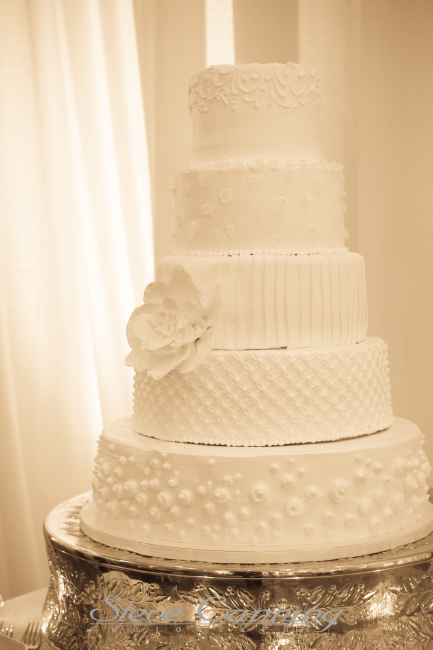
133,338,392,446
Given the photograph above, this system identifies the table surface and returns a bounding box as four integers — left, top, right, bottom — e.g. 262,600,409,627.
1,589,49,649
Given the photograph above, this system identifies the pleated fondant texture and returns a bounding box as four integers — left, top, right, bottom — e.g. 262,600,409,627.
132,338,392,446
158,252,368,350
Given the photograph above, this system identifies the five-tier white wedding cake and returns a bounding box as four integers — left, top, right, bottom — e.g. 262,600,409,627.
81,63,433,562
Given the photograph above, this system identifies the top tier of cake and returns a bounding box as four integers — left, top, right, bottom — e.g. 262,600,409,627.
189,63,323,162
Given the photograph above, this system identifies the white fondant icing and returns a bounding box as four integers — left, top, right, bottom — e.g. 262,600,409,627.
158,252,367,350
189,64,323,162
173,161,345,253
132,338,392,446
84,417,431,558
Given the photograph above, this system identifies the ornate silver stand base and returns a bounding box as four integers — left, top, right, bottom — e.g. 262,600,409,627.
43,492,433,649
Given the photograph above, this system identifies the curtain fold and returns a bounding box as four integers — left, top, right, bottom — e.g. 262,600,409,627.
0,0,153,598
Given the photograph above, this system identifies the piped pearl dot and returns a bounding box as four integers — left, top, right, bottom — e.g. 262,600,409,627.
119,456,127,466
128,456,135,465
344,514,356,529
178,530,186,540
223,512,235,526
213,488,229,503
369,517,380,532
135,493,148,509
142,524,149,534
250,484,270,505
230,528,239,537
203,503,215,516
383,508,394,523
240,507,250,519
124,480,139,498
353,469,367,485
129,506,138,517
391,493,405,512
404,475,418,495
270,464,279,474
187,518,195,526
235,474,241,481
208,459,215,467
375,489,386,504
106,502,118,519
178,490,192,506
150,459,159,469
305,486,320,502
373,462,382,474
322,511,336,527
358,498,373,515
281,475,295,489
143,468,150,476
170,507,180,519
304,524,315,536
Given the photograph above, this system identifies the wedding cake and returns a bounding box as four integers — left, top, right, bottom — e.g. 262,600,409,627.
80,63,433,562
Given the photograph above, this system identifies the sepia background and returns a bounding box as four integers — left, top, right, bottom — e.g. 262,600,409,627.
0,0,432,599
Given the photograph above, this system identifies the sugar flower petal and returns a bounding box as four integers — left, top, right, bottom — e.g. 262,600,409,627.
125,265,222,379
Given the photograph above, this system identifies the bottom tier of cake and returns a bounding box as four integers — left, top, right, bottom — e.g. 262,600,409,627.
81,417,433,562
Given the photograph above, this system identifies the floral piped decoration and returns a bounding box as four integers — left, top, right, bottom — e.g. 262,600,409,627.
125,265,222,380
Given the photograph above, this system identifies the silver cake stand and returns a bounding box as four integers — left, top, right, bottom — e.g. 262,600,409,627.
42,492,433,649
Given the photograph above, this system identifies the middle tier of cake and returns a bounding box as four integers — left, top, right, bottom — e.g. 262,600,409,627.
133,338,392,446
158,252,367,350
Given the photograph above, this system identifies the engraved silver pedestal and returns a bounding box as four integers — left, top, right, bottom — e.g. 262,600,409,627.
43,492,433,649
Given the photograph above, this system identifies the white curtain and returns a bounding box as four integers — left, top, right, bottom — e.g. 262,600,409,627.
0,0,153,599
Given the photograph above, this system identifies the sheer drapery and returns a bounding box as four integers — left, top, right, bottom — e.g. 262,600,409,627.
0,0,153,598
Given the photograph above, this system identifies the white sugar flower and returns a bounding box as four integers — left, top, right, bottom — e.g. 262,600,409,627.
125,265,222,380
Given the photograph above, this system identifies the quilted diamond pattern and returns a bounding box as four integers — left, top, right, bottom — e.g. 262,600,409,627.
133,338,392,446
